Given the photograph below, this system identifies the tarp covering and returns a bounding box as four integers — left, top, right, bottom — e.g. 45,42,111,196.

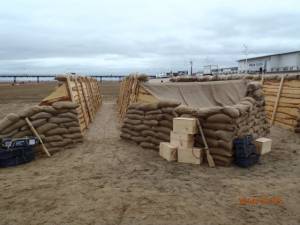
142,80,248,107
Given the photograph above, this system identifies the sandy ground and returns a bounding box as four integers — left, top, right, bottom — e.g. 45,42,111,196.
0,83,299,225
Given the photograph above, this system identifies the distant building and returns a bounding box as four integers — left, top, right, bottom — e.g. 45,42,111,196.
166,70,188,77
238,50,300,73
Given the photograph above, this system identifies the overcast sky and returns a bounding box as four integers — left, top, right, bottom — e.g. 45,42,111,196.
0,0,299,74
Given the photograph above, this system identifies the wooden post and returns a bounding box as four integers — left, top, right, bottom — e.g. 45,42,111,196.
79,77,93,122
271,75,285,125
74,77,89,129
66,76,75,102
25,118,51,157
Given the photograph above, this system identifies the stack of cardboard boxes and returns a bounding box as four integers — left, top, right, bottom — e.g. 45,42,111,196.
160,118,203,165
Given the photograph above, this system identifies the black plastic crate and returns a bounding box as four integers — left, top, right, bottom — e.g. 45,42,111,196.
234,153,260,168
233,136,257,158
0,147,35,168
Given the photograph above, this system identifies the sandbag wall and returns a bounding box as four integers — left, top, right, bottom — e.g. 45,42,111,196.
0,74,102,156
170,73,300,132
120,81,269,166
120,101,181,151
0,102,82,154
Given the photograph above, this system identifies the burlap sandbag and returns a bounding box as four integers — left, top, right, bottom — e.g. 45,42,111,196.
44,135,63,142
13,130,33,138
60,121,80,128
242,97,256,104
0,113,20,131
52,101,78,110
37,123,58,134
215,130,234,142
39,105,57,114
163,114,174,121
240,101,254,111
56,109,78,114
211,154,233,166
46,138,73,148
247,82,262,92
58,112,78,120
143,120,158,126
68,127,81,133
145,109,162,115
222,106,240,118
49,117,75,124
206,114,233,124
161,107,175,113
120,133,131,140
126,114,144,120
19,106,42,118
1,119,26,134
30,112,53,120
234,104,250,115
159,120,173,129
46,127,69,135
63,133,83,139
138,102,159,111
141,130,157,137
202,122,236,132
127,109,144,115
157,100,181,108
122,124,150,131
156,132,170,141
121,128,139,137
152,126,171,135
131,136,147,143
144,114,164,120
0,129,19,139
123,118,142,125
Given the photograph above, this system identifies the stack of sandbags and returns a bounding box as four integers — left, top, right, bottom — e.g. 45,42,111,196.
0,101,83,154
120,101,181,150
295,115,300,133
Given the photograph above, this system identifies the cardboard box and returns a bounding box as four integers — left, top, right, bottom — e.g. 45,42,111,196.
170,131,194,148
159,142,177,162
255,138,272,155
173,117,198,134
177,147,203,164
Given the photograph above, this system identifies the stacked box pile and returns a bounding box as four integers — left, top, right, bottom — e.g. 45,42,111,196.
160,118,203,164
120,101,181,151
0,101,83,154
121,81,269,166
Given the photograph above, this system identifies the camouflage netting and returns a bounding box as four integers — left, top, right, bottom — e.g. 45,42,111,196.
0,101,83,154
120,81,270,166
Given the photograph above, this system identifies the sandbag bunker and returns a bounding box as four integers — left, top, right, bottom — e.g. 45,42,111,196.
120,78,270,166
0,75,101,158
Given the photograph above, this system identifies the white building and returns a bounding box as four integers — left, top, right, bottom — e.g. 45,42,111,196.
238,50,300,73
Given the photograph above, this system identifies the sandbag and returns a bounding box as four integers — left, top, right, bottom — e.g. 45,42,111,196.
0,113,20,131
126,109,144,115
202,122,236,132
46,139,73,148
161,107,175,113
209,148,233,157
163,114,174,121
37,123,58,134
121,128,139,137
156,132,170,141
138,103,159,111
157,100,181,108
131,136,147,143
120,133,131,140
44,135,63,142
206,114,233,124
58,112,78,120
159,120,173,129
143,120,158,126
145,109,162,115
56,109,78,114
49,117,75,124
215,130,234,142
152,126,171,134
126,114,144,120
141,130,157,137
144,114,164,120
140,142,157,150
123,124,150,131
18,106,42,118
46,127,69,135
222,106,240,118
68,127,81,133
0,129,19,139
234,104,250,115
13,130,33,138
30,112,53,120
123,118,142,125
63,133,83,139
60,121,80,128
52,101,79,110
1,119,26,134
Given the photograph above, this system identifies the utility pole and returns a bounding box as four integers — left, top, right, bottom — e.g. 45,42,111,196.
243,44,248,73
190,60,193,76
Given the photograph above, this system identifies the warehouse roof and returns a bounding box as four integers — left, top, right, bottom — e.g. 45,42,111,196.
238,50,300,62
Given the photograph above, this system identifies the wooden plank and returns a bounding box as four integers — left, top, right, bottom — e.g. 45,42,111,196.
66,76,76,103
25,118,51,157
74,77,89,129
79,77,93,123
271,75,285,125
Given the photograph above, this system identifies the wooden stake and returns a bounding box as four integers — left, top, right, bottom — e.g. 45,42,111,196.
196,120,215,168
25,118,51,157
271,75,285,125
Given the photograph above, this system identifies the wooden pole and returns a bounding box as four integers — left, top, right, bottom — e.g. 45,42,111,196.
25,118,51,157
271,75,285,125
